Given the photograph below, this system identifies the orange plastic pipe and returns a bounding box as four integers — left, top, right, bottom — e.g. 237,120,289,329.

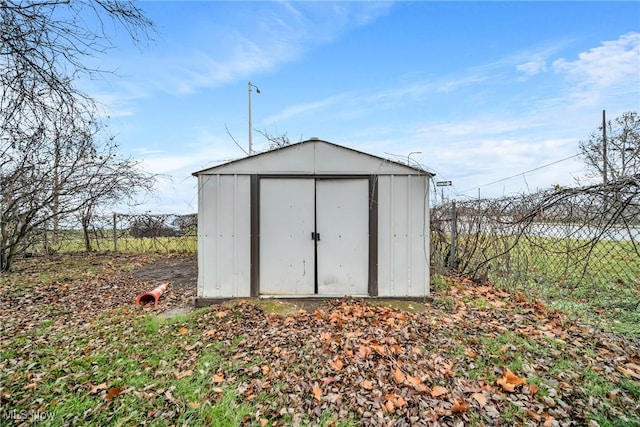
135,283,169,306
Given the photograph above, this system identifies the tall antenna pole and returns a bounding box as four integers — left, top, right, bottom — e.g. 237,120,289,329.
602,109,608,184
248,81,261,156
248,82,253,155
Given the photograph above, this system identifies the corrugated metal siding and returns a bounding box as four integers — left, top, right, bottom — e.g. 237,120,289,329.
377,175,430,296
197,174,251,298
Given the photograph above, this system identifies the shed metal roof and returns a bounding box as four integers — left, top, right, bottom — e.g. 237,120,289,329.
192,139,434,177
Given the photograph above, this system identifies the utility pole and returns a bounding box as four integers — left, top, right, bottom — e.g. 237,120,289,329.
602,109,608,184
248,82,260,155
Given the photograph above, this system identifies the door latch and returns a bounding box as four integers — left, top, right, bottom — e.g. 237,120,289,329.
311,232,321,241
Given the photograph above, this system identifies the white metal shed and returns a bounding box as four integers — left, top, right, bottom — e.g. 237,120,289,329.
192,139,433,304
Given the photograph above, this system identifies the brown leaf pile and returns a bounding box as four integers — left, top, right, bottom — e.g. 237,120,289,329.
196,282,640,426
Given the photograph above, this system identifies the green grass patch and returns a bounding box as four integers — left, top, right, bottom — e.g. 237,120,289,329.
0,306,254,426
368,299,429,313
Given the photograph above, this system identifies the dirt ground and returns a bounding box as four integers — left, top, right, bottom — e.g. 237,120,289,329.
128,254,198,291
124,253,198,316
124,254,393,315
125,254,334,315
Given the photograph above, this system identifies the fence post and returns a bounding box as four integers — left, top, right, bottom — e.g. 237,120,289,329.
113,212,118,252
448,202,457,269
43,221,49,254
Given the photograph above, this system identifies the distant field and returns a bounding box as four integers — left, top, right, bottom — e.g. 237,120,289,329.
36,233,198,254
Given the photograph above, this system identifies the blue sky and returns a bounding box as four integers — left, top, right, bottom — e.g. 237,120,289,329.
80,1,640,213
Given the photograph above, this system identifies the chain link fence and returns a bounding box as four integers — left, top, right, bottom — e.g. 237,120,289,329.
431,177,640,310
30,213,197,254
112,213,197,253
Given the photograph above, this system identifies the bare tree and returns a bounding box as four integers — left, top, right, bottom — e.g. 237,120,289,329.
1,104,155,266
579,111,640,182
74,138,156,252
256,129,295,151
1,1,154,270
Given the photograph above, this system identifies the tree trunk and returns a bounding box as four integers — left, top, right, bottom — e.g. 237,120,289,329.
81,213,92,253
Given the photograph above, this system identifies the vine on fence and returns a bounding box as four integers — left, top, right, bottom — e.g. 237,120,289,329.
431,177,640,309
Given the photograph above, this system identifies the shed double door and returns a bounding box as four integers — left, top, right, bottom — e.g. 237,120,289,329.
260,178,369,296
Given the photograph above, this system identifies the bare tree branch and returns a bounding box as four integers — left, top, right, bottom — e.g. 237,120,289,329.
224,123,249,156
0,1,155,270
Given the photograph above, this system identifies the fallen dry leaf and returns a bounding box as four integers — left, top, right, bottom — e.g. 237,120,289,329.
406,375,422,386
90,383,108,394
384,400,395,413
497,368,526,392
464,347,477,358
3,255,639,427
392,367,405,384
312,385,322,401
329,358,343,371
361,379,374,390
176,369,193,379
442,367,456,377
105,387,123,401
371,344,386,356
451,398,469,413
471,392,488,407
430,385,448,398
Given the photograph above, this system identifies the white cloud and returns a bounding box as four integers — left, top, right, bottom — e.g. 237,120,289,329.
430,136,584,197
148,2,392,95
516,55,548,76
261,40,574,127
263,93,353,124
415,117,544,138
552,32,640,106
262,74,493,126
81,2,394,108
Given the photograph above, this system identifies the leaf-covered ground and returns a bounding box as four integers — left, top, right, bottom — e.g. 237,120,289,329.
0,253,638,426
